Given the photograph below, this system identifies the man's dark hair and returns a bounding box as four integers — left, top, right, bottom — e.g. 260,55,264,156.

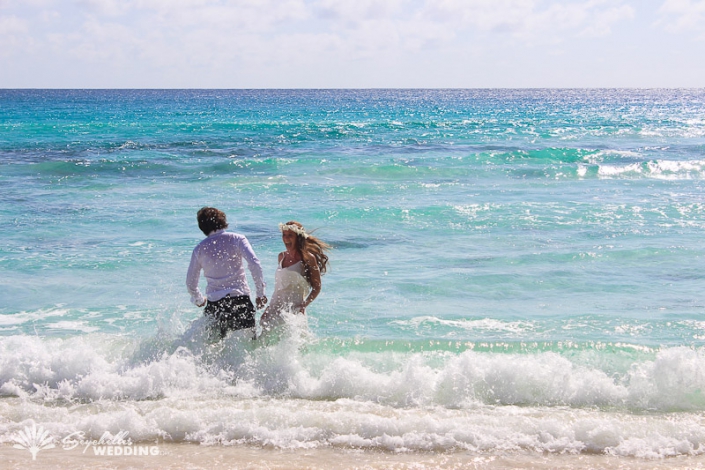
197,207,228,235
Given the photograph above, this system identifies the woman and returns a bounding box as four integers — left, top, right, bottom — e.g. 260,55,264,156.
259,221,330,332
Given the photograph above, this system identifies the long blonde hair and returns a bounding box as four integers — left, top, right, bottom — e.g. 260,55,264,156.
280,221,330,280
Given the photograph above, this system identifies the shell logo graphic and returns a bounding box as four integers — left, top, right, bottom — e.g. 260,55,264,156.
12,422,56,460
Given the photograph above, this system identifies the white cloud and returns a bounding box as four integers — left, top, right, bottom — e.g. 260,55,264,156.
422,0,535,30
135,0,309,31
658,0,705,38
419,0,634,41
0,14,25,32
75,0,132,17
40,10,60,22
315,0,405,22
579,5,635,37
33,0,317,73
2,0,638,67
1,0,701,87
0,15,29,56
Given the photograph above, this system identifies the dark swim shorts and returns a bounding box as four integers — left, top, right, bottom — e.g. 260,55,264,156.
204,294,255,338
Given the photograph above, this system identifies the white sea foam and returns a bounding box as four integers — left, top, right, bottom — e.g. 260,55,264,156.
4,332,705,410
585,149,642,164
597,163,643,177
45,321,100,333
0,308,69,327
645,159,705,179
453,203,494,219
596,159,705,180
391,316,535,335
1,332,705,456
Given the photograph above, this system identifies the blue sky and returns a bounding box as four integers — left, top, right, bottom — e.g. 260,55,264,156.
1,0,703,88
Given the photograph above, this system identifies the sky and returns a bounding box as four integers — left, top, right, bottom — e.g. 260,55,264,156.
0,0,704,88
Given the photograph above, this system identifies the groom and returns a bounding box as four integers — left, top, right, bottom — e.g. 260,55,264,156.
186,207,267,338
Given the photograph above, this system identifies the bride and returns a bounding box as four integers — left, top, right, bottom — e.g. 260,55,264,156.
259,221,330,334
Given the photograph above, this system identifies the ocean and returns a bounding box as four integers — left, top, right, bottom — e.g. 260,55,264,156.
2,89,705,468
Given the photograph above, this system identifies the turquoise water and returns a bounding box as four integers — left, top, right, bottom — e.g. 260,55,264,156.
2,89,705,457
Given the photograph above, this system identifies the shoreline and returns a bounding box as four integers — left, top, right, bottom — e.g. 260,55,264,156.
5,443,705,469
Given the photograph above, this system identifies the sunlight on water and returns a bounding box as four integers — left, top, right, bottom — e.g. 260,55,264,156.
2,89,705,458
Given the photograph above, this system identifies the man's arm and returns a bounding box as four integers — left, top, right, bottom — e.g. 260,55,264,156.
240,236,267,308
186,248,207,307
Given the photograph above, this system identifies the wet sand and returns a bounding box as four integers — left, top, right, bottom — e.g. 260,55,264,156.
4,443,705,469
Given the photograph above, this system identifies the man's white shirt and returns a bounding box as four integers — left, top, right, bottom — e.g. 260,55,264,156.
186,229,266,306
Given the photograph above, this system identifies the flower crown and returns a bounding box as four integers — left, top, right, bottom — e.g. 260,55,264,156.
279,222,309,238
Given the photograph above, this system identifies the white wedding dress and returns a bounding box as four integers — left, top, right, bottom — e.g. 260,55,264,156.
258,259,311,341
269,260,309,315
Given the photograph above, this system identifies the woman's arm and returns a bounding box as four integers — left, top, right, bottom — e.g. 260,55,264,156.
300,252,321,313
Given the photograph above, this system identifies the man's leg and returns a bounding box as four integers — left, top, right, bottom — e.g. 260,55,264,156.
226,295,256,334
204,297,233,339
205,295,255,339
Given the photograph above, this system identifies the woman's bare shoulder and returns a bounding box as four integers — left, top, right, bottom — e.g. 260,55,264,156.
301,250,318,267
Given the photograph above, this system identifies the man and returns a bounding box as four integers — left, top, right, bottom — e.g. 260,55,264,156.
186,207,267,338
